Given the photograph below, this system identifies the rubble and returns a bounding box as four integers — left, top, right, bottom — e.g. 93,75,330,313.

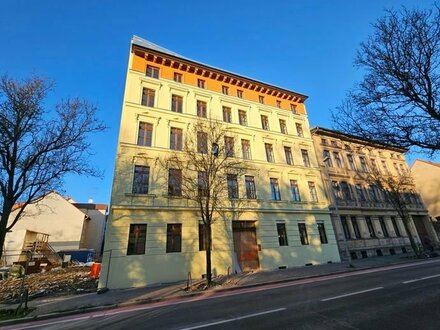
0,266,97,303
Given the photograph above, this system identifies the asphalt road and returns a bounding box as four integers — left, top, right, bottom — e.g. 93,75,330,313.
8,260,440,330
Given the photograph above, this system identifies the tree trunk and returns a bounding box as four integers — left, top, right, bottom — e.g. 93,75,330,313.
205,224,212,285
0,200,13,260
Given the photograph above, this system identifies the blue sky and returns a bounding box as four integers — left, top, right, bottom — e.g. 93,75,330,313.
0,0,433,204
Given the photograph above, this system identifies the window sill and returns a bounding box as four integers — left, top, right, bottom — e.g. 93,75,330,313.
125,193,156,198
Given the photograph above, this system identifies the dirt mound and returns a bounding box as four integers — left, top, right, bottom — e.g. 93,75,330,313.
0,266,97,303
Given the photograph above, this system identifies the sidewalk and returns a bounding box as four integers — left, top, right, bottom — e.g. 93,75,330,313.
0,254,436,325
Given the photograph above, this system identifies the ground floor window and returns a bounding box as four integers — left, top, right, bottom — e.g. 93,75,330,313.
298,222,309,245
166,224,182,253
317,222,328,244
277,223,288,246
127,224,147,255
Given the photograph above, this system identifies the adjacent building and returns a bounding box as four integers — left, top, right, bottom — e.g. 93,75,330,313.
99,36,340,289
411,160,440,221
311,127,438,260
2,191,107,266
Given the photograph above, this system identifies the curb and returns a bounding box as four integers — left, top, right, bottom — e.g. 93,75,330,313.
0,257,435,327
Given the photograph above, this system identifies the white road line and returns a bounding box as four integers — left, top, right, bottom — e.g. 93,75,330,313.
14,315,92,329
402,273,440,284
321,287,384,302
179,308,286,330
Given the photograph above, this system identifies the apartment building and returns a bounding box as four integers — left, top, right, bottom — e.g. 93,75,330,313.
311,127,438,260
99,36,340,289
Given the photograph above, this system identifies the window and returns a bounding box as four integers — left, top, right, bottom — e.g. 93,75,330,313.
137,122,153,146
237,89,243,98
279,119,287,134
379,217,389,237
321,139,328,146
365,216,376,238
127,224,147,255
332,181,342,200
146,65,159,78
399,164,406,174
276,100,281,108
261,115,269,130
197,131,208,154
198,223,207,251
171,94,183,113
241,139,251,160
222,106,232,123
333,152,343,167
238,110,247,126
296,123,304,137
355,184,366,201
318,223,328,244
298,223,309,245
166,224,182,253
340,182,352,200
284,147,293,165
323,150,333,167
170,127,183,150
301,149,311,167
290,180,301,202
351,216,361,238
308,182,318,202
141,88,155,107
265,143,275,163
381,160,389,174
227,174,238,199
359,156,368,172
290,104,297,114
173,72,182,82
270,178,281,201
224,136,235,157
393,163,400,174
168,169,182,196
330,140,337,147
370,159,379,173
391,216,401,237
222,85,229,95
133,165,150,194
197,79,205,88
259,95,264,104
277,223,288,246
198,171,207,197
340,216,351,239
245,176,256,199
347,154,356,170
196,100,207,117
369,185,379,202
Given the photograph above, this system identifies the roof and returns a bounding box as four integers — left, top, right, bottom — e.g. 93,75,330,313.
131,35,308,102
72,203,108,211
310,126,408,153
412,159,440,168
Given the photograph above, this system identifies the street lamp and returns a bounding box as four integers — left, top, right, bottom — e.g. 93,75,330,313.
322,156,353,267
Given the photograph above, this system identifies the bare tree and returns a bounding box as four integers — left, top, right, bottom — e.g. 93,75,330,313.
0,75,106,259
333,5,440,154
160,118,252,285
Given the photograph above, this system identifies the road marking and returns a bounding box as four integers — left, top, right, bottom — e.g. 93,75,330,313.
179,308,286,329
13,315,92,329
321,287,384,302
402,273,440,284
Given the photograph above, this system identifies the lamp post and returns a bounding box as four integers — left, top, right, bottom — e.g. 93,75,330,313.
322,157,353,266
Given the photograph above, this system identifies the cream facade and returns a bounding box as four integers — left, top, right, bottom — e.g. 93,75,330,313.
411,160,440,220
311,127,438,260
99,36,340,290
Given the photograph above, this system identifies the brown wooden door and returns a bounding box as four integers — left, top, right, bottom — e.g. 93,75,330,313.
233,221,259,272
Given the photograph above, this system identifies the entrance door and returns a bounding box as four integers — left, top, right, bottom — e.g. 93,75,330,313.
232,221,259,272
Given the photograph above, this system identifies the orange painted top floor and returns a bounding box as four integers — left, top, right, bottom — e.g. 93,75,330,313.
130,45,306,115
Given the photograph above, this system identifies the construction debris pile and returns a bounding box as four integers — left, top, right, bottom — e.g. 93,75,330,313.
0,266,97,303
